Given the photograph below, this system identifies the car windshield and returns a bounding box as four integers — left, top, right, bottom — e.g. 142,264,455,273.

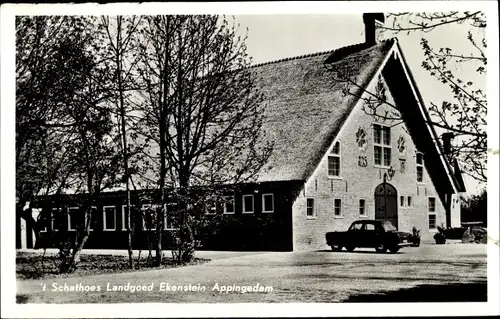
382,221,397,231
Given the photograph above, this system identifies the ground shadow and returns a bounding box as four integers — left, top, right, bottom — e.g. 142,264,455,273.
345,282,487,302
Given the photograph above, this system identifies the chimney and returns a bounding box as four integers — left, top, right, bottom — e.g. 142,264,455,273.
442,132,455,155
363,13,385,45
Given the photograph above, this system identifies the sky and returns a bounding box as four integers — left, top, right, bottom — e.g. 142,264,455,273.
231,13,488,194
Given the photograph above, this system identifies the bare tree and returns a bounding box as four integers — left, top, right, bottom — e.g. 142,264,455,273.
16,16,122,272
135,15,272,264
16,16,97,248
57,59,121,273
99,15,144,269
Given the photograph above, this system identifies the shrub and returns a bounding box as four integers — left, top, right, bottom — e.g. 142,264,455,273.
409,226,421,247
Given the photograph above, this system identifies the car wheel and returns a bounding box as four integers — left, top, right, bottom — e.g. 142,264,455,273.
375,244,387,253
330,245,343,252
345,245,355,252
389,247,400,253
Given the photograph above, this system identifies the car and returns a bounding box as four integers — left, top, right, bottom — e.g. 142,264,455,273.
325,219,412,253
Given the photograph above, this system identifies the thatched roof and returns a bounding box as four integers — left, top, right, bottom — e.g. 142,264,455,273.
252,39,395,182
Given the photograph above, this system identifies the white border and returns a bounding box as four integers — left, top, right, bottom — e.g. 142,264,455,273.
2,1,499,318
358,198,367,217
333,197,343,218
327,141,343,179
261,193,274,213
67,207,79,231
121,204,130,231
223,196,236,214
102,206,117,231
242,194,254,214
305,197,316,219
51,208,61,231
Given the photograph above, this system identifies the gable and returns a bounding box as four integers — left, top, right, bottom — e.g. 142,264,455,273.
292,39,463,199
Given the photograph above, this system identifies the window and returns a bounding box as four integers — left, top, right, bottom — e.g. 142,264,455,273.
429,214,437,229
205,201,217,215
122,205,131,230
416,152,424,182
223,196,235,214
359,199,366,216
407,196,413,207
142,204,160,230
103,206,116,231
373,124,391,166
87,206,97,231
356,128,367,149
163,204,172,230
68,207,80,231
397,135,406,154
51,208,62,231
328,141,341,177
400,196,405,207
242,195,254,214
32,208,47,232
428,197,436,212
428,197,436,229
306,198,315,218
400,159,406,173
262,194,274,213
350,222,363,230
334,198,342,217
365,224,376,231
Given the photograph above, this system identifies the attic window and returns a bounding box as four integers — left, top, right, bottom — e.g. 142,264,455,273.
328,141,341,177
416,152,424,183
397,135,406,154
376,76,387,102
356,128,367,150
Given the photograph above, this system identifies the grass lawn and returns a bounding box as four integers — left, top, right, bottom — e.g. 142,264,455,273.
16,251,210,280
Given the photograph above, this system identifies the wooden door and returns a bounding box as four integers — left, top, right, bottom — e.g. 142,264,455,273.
374,183,398,229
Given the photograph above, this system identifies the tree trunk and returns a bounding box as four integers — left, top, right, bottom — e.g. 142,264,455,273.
115,16,134,269
60,228,90,273
155,15,171,267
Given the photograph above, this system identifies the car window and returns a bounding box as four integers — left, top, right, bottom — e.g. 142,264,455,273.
365,224,376,231
350,223,363,231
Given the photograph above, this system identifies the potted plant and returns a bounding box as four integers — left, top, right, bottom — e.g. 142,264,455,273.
434,225,447,244
409,226,421,247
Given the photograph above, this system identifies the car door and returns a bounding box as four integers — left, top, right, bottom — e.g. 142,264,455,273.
347,221,363,246
362,222,378,247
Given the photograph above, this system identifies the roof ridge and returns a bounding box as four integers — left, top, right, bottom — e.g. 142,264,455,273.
248,48,338,69
248,38,396,69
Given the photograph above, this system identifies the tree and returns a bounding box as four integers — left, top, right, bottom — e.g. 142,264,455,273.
99,15,144,269
135,15,272,263
16,16,122,272
461,188,487,226
57,49,121,273
15,16,98,248
381,12,487,182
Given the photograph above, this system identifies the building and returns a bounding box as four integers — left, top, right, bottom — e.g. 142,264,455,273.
17,14,466,251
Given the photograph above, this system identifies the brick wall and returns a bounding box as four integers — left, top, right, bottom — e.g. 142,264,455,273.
292,75,447,251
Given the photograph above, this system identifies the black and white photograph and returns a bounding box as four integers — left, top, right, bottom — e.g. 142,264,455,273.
1,1,499,317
